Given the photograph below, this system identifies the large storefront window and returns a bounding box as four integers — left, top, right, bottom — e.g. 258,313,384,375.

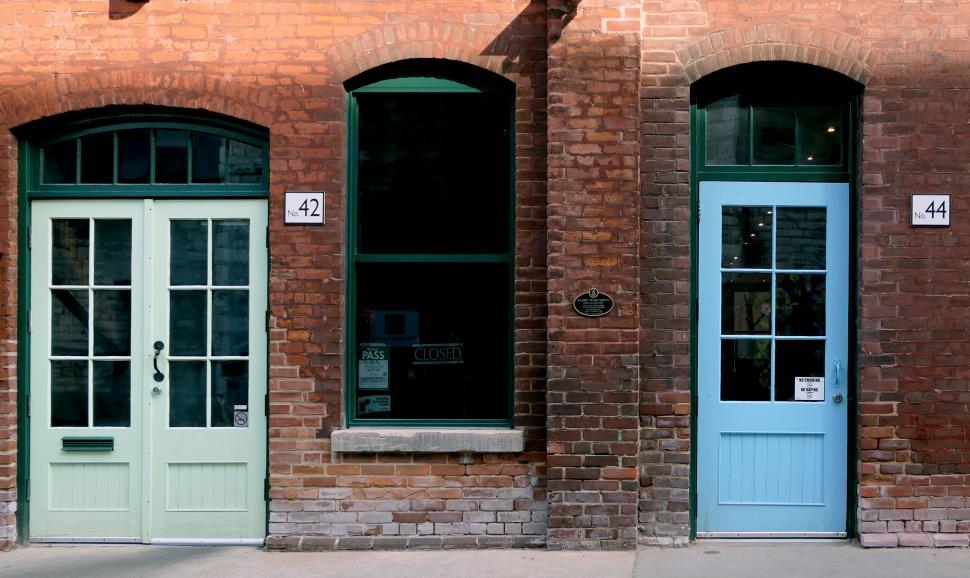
347,61,514,424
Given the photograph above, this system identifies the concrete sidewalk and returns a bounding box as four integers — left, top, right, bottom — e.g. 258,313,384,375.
0,542,968,578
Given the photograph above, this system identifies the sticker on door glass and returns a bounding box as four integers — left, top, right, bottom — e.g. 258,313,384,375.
359,344,389,390
233,405,249,427
794,377,824,401
358,395,390,414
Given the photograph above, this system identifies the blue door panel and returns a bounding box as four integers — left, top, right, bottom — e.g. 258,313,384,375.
697,181,848,535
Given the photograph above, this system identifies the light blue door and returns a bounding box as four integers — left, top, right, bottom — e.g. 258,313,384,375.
697,181,848,537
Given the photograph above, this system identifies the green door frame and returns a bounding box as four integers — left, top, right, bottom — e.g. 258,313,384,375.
343,70,517,427
687,70,862,540
15,107,270,543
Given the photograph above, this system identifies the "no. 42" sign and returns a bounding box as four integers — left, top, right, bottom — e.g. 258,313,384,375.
285,192,325,224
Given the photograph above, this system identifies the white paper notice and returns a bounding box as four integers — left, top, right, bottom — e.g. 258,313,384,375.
795,376,824,401
359,344,389,390
358,395,391,414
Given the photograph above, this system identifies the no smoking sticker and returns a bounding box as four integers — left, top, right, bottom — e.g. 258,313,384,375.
234,404,249,427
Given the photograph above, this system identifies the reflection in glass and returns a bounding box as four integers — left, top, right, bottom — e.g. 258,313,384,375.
80,132,114,184
43,139,78,184
94,360,130,427
776,274,826,336
52,219,89,286
721,206,772,268
51,289,88,356
722,273,771,335
155,129,189,183
721,339,771,401
118,129,151,184
753,104,796,165
93,290,131,356
212,290,248,356
706,94,749,165
776,208,826,270
94,220,132,285
51,361,88,427
170,220,208,285
799,105,842,165
170,290,207,356
192,133,226,183
211,361,248,427
228,140,263,183
169,361,207,427
213,220,249,286
775,340,825,401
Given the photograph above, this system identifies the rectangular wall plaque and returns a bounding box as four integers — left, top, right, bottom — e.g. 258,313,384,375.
911,194,950,227
285,191,325,224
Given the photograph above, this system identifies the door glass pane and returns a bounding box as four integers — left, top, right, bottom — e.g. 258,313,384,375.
93,290,131,356
706,94,749,165
721,339,771,401
753,104,795,165
721,207,772,268
43,140,77,184
211,361,248,428
169,361,207,427
228,140,263,183
93,360,130,427
51,360,88,427
52,219,89,285
94,220,132,286
213,220,249,286
192,133,226,183
155,129,189,183
80,133,114,184
798,105,842,165
722,273,771,335
170,220,208,286
51,289,88,356
118,129,151,184
775,340,825,401
355,262,509,420
212,290,248,356
776,274,826,337
776,208,826,270
170,290,207,356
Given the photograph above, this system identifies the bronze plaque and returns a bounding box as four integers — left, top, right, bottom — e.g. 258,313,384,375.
573,288,614,318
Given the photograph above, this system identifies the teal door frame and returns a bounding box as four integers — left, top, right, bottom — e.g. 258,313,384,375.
688,75,861,539
15,107,270,543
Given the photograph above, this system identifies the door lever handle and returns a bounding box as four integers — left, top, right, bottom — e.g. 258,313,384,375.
834,359,841,387
152,340,165,389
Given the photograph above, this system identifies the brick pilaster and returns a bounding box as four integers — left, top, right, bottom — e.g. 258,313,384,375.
545,0,641,550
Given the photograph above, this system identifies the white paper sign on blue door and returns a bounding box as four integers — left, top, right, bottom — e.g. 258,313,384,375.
285,192,325,224
795,376,824,402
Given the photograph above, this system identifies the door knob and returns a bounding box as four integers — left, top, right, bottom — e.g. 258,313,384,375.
832,393,843,404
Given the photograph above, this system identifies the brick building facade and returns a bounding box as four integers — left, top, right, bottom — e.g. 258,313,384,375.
1,0,969,550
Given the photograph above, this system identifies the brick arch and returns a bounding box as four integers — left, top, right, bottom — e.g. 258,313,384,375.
0,68,278,131
326,21,517,84
676,24,881,85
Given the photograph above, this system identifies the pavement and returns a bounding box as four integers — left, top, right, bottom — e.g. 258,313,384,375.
0,541,969,578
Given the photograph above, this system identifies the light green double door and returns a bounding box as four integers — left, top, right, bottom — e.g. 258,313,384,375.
29,199,267,544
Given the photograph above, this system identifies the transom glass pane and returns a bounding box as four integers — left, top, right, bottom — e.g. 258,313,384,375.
752,103,796,165
118,129,151,184
155,129,189,183
706,94,749,165
43,140,78,184
192,133,226,183
80,132,115,184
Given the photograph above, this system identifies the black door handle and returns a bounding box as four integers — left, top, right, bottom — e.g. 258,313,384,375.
153,340,165,383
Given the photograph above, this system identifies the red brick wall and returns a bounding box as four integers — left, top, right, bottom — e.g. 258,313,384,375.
639,0,970,548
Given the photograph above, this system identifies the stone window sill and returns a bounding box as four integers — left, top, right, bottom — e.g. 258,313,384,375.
330,427,524,454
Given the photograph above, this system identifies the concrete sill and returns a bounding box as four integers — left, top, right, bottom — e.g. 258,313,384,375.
331,428,524,454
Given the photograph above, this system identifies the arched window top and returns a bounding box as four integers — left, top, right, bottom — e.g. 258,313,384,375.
345,59,515,94
20,106,268,197
693,63,860,172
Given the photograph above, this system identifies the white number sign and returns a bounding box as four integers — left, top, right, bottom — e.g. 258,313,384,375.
285,192,325,224
911,194,950,227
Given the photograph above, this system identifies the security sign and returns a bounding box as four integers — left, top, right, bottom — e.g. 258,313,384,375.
794,377,824,402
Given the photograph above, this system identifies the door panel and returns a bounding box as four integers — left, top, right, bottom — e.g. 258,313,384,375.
697,181,848,536
29,199,266,543
150,201,267,541
30,200,145,540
